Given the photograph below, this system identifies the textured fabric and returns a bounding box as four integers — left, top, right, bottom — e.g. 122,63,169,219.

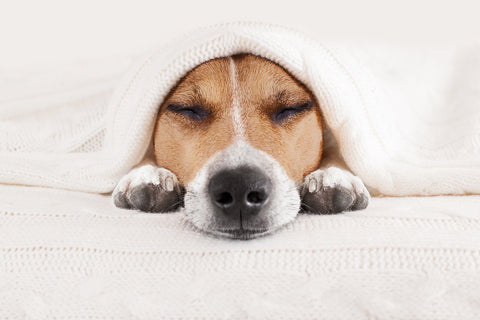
1,22,479,195
1,184,480,319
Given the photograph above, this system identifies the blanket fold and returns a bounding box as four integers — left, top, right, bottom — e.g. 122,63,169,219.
1,22,479,196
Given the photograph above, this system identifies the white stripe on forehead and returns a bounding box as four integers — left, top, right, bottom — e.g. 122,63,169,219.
229,57,246,139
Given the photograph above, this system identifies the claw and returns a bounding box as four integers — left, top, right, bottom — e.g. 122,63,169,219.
308,178,317,193
165,176,174,192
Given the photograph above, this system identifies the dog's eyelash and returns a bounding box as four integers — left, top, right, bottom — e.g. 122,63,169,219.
273,102,313,123
167,104,210,121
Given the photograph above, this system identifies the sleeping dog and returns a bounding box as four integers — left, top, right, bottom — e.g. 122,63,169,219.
113,54,370,239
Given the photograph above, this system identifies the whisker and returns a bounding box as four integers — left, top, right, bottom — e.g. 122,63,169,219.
299,201,318,214
163,200,184,212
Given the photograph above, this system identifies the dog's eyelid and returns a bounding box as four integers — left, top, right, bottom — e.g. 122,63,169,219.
272,101,313,123
167,104,205,111
166,104,210,121
290,101,313,110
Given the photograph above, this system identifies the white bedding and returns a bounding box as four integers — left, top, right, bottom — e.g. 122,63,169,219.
1,22,480,319
1,184,480,319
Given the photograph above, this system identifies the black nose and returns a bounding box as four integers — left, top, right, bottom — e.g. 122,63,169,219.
208,167,272,219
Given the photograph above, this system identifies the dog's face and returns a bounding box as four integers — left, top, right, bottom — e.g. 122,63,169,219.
154,54,323,238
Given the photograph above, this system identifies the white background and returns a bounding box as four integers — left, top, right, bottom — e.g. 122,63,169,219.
0,0,479,69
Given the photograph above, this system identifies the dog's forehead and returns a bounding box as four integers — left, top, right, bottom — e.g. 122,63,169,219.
234,55,312,107
167,58,231,108
167,54,312,108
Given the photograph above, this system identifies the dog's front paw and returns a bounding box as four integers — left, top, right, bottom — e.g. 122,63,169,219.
300,167,370,214
113,165,184,212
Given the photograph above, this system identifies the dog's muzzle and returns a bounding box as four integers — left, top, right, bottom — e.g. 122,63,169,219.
183,141,301,240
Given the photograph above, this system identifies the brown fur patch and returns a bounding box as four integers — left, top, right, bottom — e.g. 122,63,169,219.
153,54,323,185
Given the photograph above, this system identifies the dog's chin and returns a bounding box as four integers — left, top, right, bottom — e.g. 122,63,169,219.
199,226,281,240
184,212,298,240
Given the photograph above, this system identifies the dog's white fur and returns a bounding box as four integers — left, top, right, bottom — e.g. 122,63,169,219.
303,167,369,199
229,58,246,139
114,164,180,195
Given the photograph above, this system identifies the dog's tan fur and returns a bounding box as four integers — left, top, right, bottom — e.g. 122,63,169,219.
153,54,323,185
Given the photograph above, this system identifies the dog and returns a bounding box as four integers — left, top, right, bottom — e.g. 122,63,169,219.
113,54,370,239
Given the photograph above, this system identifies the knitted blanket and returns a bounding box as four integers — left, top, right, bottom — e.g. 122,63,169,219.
1,184,480,319
1,22,479,196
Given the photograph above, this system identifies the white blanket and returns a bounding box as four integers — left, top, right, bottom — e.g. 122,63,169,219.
1,22,479,196
1,184,480,318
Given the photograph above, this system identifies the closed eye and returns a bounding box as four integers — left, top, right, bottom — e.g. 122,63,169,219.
272,102,313,123
167,104,210,121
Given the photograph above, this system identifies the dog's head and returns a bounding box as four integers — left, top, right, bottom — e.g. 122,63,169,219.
153,54,323,239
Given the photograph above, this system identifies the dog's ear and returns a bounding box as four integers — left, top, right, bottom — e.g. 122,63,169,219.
143,142,156,163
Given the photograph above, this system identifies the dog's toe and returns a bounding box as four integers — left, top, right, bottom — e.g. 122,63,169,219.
331,186,355,212
151,187,184,212
352,192,369,210
128,183,156,212
113,191,131,209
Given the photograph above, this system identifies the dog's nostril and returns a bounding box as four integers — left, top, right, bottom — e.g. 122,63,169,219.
215,192,234,206
246,190,266,205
